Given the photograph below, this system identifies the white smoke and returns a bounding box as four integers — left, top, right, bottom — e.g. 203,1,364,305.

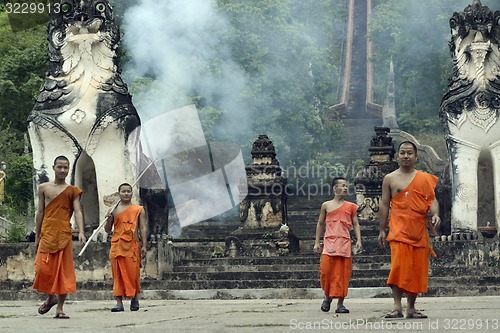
122,0,248,130
122,0,250,233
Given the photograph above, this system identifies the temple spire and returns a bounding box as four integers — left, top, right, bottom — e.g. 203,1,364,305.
382,58,399,132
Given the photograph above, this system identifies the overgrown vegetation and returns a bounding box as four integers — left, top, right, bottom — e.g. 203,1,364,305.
0,204,29,242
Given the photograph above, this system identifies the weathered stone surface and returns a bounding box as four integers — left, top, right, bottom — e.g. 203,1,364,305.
354,127,398,223
239,135,287,229
440,0,500,234
26,0,167,236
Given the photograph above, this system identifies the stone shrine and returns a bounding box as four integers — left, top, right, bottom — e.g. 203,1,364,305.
354,127,398,222
239,135,287,229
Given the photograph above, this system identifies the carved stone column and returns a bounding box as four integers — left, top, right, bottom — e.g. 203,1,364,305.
239,135,287,228
354,127,398,222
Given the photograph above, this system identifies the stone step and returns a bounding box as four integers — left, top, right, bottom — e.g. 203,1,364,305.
148,273,500,290
176,254,391,267
0,278,385,291
287,222,380,236
429,266,499,277
425,285,500,297
162,268,390,281
173,262,391,273
3,285,500,300
145,278,387,290
299,239,390,255
427,275,500,285
6,271,499,293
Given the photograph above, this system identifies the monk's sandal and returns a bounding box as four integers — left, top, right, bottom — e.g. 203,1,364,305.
130,300,139,311
111,305,124,312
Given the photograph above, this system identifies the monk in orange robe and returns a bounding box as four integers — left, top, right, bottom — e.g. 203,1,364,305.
379,141,440,319
33,155,86,319
105,183,147,312
314,177,362,313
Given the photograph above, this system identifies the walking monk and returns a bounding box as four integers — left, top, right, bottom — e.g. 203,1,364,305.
34,155,86,319
104,183,147,312
378,141,440,319
314,177,362,313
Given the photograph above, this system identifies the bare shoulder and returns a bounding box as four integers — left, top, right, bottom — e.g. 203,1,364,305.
383,169,399,181
38,182,50,193
321,200,332,211
321,200,332,207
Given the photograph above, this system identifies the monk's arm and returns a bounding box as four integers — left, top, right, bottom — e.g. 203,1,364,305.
429,197,441,229
34,185,45,248
139,208,147,257
352,214,362,251
104,210,114,233
73,197,86,244
378,175,391,247
313,203,326,253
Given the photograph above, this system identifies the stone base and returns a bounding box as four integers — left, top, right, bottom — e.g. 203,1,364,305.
226,226,300,257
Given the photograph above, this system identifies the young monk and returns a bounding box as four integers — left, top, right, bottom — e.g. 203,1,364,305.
378,141,440,319
104,183,147,312
33,155,86,319
314,177,362,313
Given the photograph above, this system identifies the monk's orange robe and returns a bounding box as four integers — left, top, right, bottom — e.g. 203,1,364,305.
320,201,358,298
33,186,82,295
109,204,143,298
386,171,438,296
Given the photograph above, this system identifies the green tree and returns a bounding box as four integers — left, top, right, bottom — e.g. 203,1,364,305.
0,13,44,218
212,0,346,165
0,13,46,134
4,154,33,213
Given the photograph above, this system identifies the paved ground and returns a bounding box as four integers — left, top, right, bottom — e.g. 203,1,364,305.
1,295,500,332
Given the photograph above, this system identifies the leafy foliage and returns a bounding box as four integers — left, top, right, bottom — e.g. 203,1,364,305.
0,14,46,134
4,154,33,212
212,0,346,166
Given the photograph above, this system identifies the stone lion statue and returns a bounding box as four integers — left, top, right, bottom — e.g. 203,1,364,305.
28,0,167,237
440,0,500,233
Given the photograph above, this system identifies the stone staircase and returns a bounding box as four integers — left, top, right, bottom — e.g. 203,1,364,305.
145,194,393,296
151,194,500,298
161,253,390,290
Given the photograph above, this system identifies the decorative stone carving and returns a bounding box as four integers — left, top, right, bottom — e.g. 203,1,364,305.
239,135,287,228
27,0,166,235
440,0,500,234
355,127,398,222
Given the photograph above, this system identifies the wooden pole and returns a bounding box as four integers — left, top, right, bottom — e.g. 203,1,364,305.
78,158,157,256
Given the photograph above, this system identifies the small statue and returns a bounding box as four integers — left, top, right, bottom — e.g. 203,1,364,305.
0,162,6,204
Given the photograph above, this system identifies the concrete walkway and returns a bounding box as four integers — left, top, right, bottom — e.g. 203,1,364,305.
2,295,499,332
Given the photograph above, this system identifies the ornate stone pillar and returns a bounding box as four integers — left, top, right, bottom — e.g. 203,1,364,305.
354,127,398,222
448,137,481,231
239,135,287,228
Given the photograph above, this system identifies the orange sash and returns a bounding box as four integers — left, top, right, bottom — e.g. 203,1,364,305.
322,201,358,257
386,171,438,248
109,204,143,259
38,186,82,253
